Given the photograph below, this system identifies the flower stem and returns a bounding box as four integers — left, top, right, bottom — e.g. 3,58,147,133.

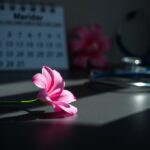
0,99,42,104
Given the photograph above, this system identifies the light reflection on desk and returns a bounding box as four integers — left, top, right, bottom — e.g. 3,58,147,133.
132,94,149,110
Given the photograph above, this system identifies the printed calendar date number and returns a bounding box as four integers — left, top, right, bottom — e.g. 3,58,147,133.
0,60,25,68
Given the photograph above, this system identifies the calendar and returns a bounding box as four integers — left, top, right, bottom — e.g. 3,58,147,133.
0,3,69,70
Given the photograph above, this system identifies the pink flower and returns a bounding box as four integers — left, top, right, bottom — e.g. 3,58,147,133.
68,24,111,69
32,66,77,115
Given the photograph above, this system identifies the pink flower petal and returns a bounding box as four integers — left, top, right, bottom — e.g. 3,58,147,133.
97,37,112,52
32,66,78,115
51,90,76,103
32,73,47,89
91,55,108,68
37,89,51,103
42,66,54,91
68,40,85,53
48,70,65,98
53,102,78,115
73,55,88,69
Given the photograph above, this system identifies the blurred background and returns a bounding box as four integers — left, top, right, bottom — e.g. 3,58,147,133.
1,0,150,71
36,0,150,67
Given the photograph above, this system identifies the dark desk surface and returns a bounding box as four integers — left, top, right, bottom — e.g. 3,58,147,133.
0,71,150,149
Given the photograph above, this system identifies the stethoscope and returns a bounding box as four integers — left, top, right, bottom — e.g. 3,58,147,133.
115,10,150,66
90,10,150,87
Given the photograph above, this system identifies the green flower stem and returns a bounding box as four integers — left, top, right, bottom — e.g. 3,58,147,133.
0,99,42,105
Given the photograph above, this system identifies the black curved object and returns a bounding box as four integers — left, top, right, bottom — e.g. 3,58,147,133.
115,10,150,66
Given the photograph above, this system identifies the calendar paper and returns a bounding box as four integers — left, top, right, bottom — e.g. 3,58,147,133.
0,3,69,70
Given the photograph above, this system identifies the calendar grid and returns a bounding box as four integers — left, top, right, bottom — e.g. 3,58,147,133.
0,3,68,70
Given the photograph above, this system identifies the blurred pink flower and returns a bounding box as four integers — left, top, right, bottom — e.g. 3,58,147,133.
32,66,77,115
68,24,111,69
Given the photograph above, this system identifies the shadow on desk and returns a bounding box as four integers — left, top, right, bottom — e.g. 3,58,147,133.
0,108,150,150
0,70,86,84
0,71,150,149
0,81,124,121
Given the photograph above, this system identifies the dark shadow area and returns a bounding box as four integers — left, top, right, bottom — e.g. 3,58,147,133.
0,70,87,84
0,71,37,84
0,91,38,101
0,80,124,101
0,91,42,116
0,108,150,150
66,108,150,149
0,91,39,113
0,81,124,119
67,81,125,98
0,110,74,121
